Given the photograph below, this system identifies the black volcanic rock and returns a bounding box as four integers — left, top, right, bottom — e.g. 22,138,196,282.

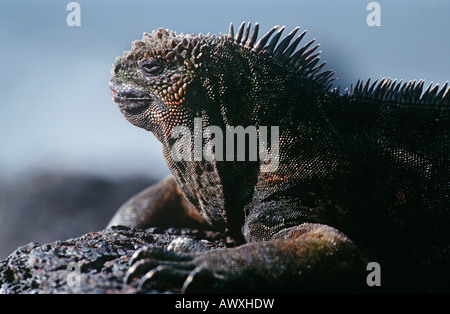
0,226,229,294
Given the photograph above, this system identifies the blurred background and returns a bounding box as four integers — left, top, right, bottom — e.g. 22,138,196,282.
0,0,448,259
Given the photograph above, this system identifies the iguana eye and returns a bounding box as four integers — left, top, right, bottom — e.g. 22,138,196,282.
139,58,163,77
114,63,122,74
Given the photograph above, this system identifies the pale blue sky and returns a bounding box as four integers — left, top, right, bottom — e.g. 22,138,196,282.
1,0,449,180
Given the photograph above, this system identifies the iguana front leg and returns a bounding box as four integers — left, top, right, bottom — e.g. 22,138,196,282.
125,223,366,293
107,176,208,230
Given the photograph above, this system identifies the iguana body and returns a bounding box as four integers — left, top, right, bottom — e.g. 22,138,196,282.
108,22,449,292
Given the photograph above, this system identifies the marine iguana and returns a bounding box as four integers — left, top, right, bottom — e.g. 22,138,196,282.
108,22,449,293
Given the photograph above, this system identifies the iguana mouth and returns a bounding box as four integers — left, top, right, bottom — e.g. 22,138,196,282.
109,81,154,111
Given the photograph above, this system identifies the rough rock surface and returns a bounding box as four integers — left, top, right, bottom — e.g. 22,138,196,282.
0,226,231,294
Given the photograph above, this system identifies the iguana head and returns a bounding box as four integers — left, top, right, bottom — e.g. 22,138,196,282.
109,27,212,142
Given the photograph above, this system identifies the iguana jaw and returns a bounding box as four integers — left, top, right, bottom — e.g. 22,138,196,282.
109,79,171,136
109,81,154,111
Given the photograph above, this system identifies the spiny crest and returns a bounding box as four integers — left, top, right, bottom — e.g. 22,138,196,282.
125,27,213,68
227,22,336,88
333,78,450,108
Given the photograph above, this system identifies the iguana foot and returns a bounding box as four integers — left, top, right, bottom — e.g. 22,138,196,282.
125,224,366,293
125,246,197,292
125,237,229,293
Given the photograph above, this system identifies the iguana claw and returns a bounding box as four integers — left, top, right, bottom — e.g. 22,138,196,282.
125,245,197,291
124,246,229,293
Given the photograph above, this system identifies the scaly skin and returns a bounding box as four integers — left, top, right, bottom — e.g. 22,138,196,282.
109,22,449,292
